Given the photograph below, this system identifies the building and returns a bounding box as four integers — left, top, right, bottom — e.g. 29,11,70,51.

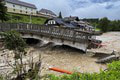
38,8,57,18
64,16,95,31
5,0,37,15
64,16,79,22
45,18,77,28
45,17,95,31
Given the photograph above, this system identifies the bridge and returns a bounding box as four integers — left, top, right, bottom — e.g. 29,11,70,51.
0,23,101,52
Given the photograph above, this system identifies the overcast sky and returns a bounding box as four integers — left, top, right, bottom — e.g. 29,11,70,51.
20,0,120,20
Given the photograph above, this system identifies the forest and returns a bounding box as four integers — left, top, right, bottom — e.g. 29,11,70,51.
82,18,120,32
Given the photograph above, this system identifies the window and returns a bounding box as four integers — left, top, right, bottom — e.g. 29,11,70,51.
26,8,27,10
31,9,33,11
53,21,56,24
31,12,33,14
26,11,28,13
20,10,22,13
13,9,15,11
20,6,22,8
48,20,55,24
13,5,15,7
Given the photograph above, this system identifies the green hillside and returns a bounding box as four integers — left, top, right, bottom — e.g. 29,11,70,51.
6,13,47,24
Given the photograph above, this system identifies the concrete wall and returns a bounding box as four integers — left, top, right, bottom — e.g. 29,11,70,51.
0,32,88,52
21,34,88,52
5,2,37,15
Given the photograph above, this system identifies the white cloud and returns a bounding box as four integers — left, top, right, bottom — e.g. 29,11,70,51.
72,1,120,20
20,0,73,16
38,0,73,16
20,0,120,20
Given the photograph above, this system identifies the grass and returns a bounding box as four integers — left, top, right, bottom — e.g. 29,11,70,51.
6,13,47,24
95,28,101,31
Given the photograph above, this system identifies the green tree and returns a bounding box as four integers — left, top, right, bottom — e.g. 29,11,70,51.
0,31,42,80
0,0,8,22
1,30,26,53
109,20,120,31
0,75,4,80
0,31,27,79
99,17,110,32
58,11,62,18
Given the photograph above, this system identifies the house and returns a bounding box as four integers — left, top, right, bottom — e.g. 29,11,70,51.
4,0,37,15
38,8,57,18
77,21,95,31
45,17,95,31
64,16,79,22
45,18,75,28
45,18,76,28
64,16,95,31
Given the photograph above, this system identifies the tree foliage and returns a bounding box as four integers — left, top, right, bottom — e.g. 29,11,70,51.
0,0,8,22
82,17,120,32
98,17,110,32
108,20,120,31
58,12,62,19
1,30,26,52
0,31,42,80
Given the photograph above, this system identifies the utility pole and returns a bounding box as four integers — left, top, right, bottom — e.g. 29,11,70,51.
29,13,32,24
11,14,12,23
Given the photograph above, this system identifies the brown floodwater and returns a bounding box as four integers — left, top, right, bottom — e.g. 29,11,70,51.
30,45,107,75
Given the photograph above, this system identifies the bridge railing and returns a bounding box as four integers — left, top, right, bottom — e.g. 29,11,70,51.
0,23,91,43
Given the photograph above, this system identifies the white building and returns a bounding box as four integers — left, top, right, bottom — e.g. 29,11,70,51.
5,0,37,15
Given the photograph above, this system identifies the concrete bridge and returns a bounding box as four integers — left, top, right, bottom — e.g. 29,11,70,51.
0,23,101,52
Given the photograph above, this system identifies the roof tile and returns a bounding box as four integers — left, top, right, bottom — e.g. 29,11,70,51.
5,0,37,9
39,9,56,16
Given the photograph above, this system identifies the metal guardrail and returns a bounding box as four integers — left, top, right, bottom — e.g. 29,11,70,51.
0,23,92,43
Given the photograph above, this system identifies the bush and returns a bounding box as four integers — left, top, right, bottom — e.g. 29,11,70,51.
0,75,4,80
0,31,42,80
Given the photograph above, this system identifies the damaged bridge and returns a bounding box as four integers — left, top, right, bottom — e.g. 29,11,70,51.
0,23,101,52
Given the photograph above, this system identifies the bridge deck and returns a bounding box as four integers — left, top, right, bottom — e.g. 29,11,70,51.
0,23,98,51
0,23,94,43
